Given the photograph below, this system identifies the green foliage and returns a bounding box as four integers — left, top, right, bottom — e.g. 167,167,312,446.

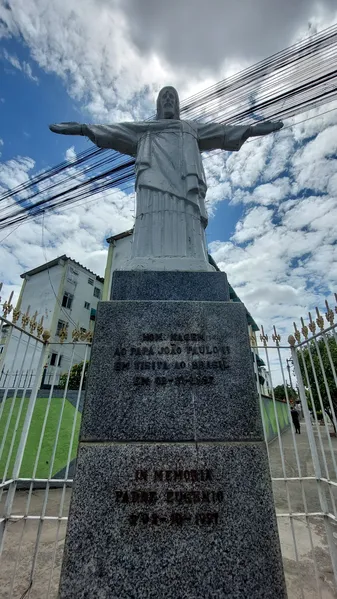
59,361,89,390
273,384,298,402
297,334,337,429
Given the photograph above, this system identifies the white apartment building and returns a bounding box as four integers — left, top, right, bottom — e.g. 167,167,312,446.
0,255,103,387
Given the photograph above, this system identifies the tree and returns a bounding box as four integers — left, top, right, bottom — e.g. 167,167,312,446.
273,384,298,402
297,334,337,431
59,361,89,390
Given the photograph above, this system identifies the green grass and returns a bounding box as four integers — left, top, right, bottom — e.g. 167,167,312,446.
0,396,81,479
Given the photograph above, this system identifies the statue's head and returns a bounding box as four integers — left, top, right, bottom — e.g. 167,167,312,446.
156,86,180,120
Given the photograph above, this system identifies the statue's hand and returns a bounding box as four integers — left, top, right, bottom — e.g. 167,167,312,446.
49,122,84,136
250,120,284,136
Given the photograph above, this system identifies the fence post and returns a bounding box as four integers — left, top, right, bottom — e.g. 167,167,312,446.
10,343,48,480
2,343,48,547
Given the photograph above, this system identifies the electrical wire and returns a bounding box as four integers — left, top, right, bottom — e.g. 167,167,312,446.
1,23,337,231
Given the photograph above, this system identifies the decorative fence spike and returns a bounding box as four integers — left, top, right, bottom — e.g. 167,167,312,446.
308,312,316,335
315,307,325,331
300,317,309,339
293,322,301,344
29,311,38,335
325,299,335,326
72,326,81,342
272,325,281,345
2,291,14,318
260,325,268,345
36,316,44,338
59,326,68,344
12,306,21,324
21,305,31,329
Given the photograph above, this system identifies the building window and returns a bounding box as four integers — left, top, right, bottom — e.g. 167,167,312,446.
93,287,101,298
88,278,94,286
62,291,74,309
56,319,68,336
50,353,63,367
84,301,90,310
90,308,96,321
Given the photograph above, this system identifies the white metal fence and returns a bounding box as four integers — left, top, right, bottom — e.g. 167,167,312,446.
0,292,337,598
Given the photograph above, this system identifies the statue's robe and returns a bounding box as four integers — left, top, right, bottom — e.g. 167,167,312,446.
84,120,251,270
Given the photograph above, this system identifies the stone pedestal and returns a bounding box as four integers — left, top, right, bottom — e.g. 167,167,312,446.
58,273,287,598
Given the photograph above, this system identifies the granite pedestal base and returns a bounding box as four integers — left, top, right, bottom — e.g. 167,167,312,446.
58,289,287,598
59,443,286,599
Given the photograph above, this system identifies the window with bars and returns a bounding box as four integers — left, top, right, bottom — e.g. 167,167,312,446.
84,301,90,309
88,278,94,286
93,287,101,299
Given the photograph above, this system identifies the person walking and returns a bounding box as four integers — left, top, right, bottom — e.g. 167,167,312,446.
291,406,301,434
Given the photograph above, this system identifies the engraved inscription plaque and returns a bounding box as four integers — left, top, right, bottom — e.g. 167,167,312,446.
114,468,223,529
81,301,263,443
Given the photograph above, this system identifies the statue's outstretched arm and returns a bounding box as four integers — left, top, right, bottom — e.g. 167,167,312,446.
197,120,283,153
49,122,86,136
247,121,283,137
49,122,139,156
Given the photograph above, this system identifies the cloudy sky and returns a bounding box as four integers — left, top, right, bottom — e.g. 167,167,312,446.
0,0,337,344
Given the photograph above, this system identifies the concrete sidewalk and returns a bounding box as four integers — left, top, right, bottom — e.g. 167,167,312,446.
270,420,337,598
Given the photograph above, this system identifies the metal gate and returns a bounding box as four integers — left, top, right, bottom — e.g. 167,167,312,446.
1,289,337,598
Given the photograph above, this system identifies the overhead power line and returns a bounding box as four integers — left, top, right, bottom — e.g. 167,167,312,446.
1,23,337,231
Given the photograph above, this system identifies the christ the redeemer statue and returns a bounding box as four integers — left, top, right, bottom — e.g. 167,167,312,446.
50,87,283,271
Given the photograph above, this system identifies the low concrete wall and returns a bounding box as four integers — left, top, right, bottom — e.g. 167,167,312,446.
0,388,85,412
261,394,290,442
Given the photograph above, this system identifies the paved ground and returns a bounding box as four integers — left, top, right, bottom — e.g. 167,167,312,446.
1,421,337,598
269,420,337,598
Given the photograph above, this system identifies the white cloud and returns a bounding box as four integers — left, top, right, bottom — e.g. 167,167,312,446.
22,60,38,83
232,206,274,243
2,48,38,83
0,156,35,190
2,1,336,123
65,146,76,162
232,177,291,206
